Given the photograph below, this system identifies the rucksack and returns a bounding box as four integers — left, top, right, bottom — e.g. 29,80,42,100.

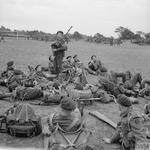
4,103,42,137
15,86,43,101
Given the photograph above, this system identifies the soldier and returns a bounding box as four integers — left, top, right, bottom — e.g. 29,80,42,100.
103,94,147,150
87,55,107,76
7,69,25,92
48,55,55,74
51,31,68,75
1,61,15,78
62,56,73,69
72,54,80,67
43,97,82,134
123,71,142,91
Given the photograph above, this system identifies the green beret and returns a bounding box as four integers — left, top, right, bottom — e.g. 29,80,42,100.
60,97,76,111
7,61,14,67
117,94,132,107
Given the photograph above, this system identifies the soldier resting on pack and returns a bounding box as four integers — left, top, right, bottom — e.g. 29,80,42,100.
103,94,147,150
0,61,15,86
6,69,26,92
87,55,108,76
43,97,82,135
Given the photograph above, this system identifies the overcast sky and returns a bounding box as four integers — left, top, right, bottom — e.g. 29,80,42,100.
0,0,150,37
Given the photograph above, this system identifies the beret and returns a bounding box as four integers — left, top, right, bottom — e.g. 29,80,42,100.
117,94,132,107
57,31,64,35
73,54,77,59
66,56,72,59
60,97,76,111
7,61,14,67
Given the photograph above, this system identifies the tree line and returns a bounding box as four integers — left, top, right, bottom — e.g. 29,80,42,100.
0,25,150,45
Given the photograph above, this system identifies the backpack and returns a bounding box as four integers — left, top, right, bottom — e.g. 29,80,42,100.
43,90,62,104
15,86,43,100
5,103,42,137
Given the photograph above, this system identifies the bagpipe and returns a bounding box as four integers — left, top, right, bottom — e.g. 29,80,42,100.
51,26,73,50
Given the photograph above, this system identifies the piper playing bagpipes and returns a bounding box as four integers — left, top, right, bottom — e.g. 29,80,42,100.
51,26,73,75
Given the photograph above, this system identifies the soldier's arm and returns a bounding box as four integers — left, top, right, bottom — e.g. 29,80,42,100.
110,124,121,143
119,85,134,95
103,124,121,144
57,44,67,51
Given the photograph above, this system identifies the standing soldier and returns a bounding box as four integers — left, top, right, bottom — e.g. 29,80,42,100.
51,31,68,75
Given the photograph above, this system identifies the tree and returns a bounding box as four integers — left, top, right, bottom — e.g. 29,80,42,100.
93,33,105,43
73,31,83,40
115,26,135,40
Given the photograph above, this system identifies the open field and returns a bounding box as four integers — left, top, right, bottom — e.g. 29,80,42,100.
0,40,150,149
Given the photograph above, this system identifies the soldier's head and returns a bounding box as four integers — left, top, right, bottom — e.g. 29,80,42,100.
56,31,64,39
60,97,76,113
91,55,97,62
35,65,42,72
144,103,150,115
7,61,14,70
73,54,78,60
125,70,131,80
49,55,54,61
117,94,132,111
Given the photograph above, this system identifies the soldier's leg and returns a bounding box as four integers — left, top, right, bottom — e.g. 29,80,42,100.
110,71,125,84
0,91,12,99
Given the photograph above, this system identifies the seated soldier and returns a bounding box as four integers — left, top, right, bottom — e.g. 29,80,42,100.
0,61,15,86
74,67,88,87
62,56,73,70
72,54,80,67
33,65,54,82
139,79,150,97
48,55,55,74
87,55,107,76
103,94,147,149
7,69,26,92
60,56,75,82
43,97,82,134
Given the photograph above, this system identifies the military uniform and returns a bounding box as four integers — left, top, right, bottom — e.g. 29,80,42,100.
98,78,137,98
51,40,67,75
46,97,81,132
88,60,107,76
109,95,147,150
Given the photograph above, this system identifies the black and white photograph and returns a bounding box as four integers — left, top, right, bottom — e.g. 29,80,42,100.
0,0,150,149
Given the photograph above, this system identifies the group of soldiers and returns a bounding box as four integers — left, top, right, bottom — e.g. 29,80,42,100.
0,30,150,149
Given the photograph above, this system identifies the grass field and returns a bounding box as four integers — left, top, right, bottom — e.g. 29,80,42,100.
0,40,150,150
